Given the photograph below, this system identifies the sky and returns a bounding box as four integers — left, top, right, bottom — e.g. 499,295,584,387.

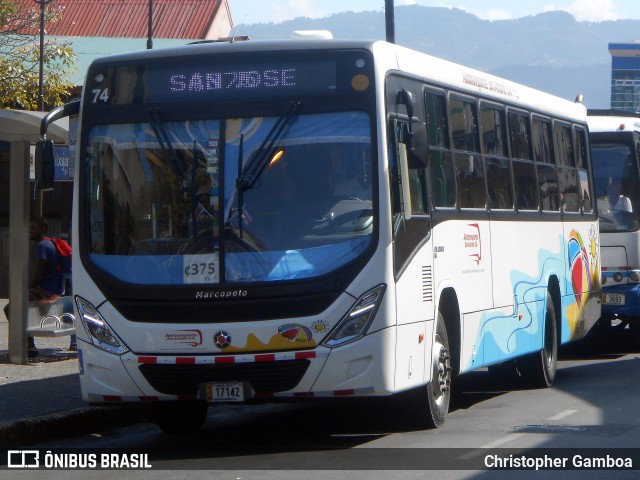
230,0,640,26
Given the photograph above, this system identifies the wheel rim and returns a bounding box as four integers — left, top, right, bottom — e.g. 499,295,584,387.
433,334,451,406
544,309,555,370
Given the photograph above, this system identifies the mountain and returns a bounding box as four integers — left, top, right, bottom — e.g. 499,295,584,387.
235,6,640,108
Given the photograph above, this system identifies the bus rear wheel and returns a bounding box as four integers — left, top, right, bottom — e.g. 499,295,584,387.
151,401,209,434
520,291,557,388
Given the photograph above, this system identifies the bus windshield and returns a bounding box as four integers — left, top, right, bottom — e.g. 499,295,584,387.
592,142,640,232
84,111,374,285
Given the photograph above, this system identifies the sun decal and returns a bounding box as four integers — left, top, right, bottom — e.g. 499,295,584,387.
311,320,329,335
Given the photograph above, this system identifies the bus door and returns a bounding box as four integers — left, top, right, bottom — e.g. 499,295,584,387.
389,116,434,391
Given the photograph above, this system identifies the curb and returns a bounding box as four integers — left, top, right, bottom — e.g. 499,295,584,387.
0,404,148,449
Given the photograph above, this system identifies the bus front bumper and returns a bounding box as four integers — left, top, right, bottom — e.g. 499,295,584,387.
78,327,398,403
601,283,640,319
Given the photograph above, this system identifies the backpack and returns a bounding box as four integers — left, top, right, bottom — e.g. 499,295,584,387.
45,237,72,275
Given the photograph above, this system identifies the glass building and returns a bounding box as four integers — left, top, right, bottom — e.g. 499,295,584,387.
610,42,640,112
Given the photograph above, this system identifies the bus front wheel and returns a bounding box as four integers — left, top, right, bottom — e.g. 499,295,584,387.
409,313,452,428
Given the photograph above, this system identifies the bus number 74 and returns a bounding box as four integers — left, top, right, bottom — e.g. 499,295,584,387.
92,88,110,103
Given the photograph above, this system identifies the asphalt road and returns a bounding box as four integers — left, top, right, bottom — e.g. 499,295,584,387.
20,328,640,479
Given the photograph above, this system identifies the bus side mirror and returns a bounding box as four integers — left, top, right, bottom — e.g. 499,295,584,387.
397,89,428,169
35,139,55,191
407,123,428,169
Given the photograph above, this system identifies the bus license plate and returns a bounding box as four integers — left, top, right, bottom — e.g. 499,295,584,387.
205,382,245,402
603,293,625,305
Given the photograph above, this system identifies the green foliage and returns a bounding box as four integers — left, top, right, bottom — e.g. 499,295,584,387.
0,0,77,110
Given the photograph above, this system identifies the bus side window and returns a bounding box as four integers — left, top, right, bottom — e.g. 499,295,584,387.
454,153,485,209
554,123,579,213
425,90,449,149
429,150,455,208
532,117,553,164
425,90,455,208
574,127,592,213
480,103,507,157
449,97,479,153
389,120,428,221
450,95,483,209
508,111,532,160
532,117,559,212
513,160,539,211
480,104,512,209
486,157,513,209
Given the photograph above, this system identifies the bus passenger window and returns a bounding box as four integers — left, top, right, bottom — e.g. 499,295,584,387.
390,120,428,219
455,153,485,209
574,128,588,171
578,170,592,212
537,163,560,211
425,91,449,149
532,117,553,164
553,124,575,167
513,160,538,210
429,150,455,208
574,128,592,212
486,157,513,209
558,167,580,212
480,104,507,156
509,112,532,160
449,97,479,153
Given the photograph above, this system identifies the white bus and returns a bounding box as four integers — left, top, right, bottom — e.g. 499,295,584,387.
38,38,601,432
588,110,640,340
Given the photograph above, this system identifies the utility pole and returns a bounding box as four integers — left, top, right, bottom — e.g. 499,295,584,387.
385,0,395,44
34,0,53,111
147,0,153,49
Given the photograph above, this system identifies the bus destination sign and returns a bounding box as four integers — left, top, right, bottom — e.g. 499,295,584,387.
145,61,338,103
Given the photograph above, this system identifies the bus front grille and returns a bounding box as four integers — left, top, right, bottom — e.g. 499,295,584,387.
138,359,311,396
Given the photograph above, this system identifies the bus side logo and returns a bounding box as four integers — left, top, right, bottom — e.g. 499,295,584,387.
464,223,482,265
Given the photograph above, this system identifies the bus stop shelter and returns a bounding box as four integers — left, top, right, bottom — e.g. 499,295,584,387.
0,109,69,364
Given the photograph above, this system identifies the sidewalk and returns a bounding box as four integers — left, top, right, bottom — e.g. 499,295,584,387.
0,300,146,448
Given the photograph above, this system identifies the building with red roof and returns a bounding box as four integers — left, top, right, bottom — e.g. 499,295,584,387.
9,0,232,40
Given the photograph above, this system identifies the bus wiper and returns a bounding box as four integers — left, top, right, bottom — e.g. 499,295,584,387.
236,100,302,192
237,133,245,239
147,109,186,178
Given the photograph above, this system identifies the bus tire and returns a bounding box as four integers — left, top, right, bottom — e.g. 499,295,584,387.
152,401,209,434
409,313,452,428
520,291,557,388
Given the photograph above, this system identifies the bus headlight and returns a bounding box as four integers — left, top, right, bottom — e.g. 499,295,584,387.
75,296,129,355
323,284,386,348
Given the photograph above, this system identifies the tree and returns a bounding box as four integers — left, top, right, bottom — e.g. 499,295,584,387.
0,0,77,110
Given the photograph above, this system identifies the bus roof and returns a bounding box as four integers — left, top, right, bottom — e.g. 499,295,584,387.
387,42,586,122
587,109,640,133
86,38,587,123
